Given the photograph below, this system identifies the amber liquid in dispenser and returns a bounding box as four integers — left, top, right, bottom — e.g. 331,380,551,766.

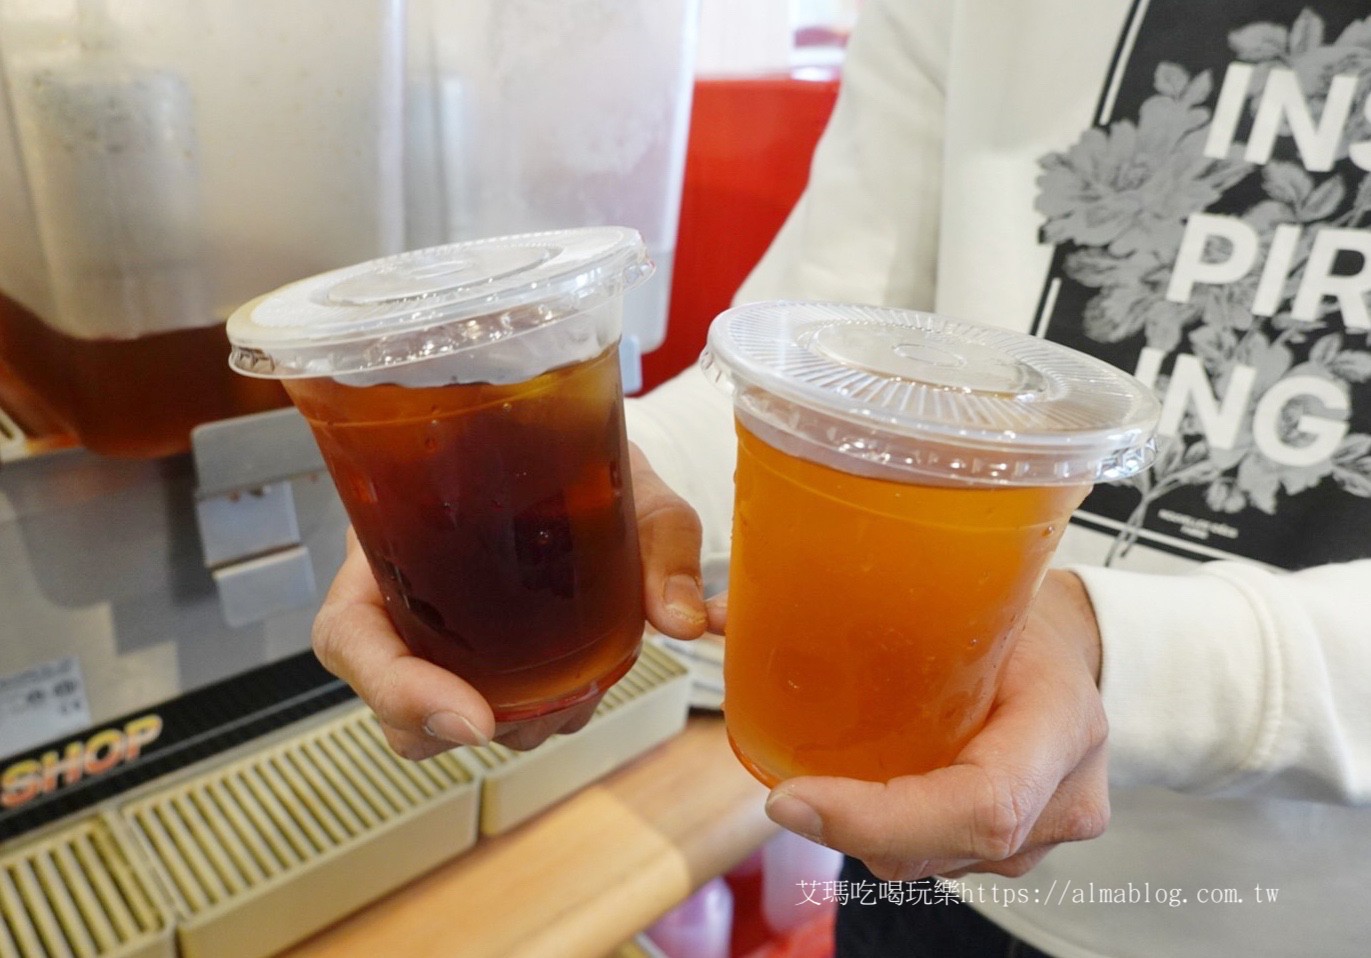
0,292,287,457
723,419,1089,785
286,345,643,721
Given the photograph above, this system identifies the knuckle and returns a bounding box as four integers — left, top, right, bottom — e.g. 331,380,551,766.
967,774,1033,862
368,661,412,731
1060,796,1111,842
310,606,344,674
638,494,702,539
1083,702,1110,749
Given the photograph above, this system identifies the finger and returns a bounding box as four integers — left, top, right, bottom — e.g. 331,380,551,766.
705,592,728,636
939,845,1054,881
377,722,453,763
493,697,602,751
326,527,381,605
766,664,1104,866
630,444,707,639
766,764,1031,866
556,698,601,735
1014,741,1109,847
862,855,962,883
933,740,1110,881
940,844,1052,881
313,545,495,752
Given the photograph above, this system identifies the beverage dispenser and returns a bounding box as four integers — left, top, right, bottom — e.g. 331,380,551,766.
404,0,698,385
0,0,410,457
0,0,697,849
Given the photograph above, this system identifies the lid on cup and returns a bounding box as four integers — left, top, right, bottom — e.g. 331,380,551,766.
701,302,1160,486
226,227,651,379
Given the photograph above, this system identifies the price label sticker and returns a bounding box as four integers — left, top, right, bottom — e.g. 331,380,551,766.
0,656,92,756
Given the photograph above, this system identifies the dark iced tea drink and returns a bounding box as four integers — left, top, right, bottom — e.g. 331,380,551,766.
228,229,655,721
285,344,643,720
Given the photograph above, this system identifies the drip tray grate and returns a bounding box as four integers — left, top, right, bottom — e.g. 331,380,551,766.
0,816,173,958
2,643,690,957
119,705,480,958
460,639,691,835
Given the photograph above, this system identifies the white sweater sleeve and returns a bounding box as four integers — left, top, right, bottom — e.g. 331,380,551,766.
1079,560,1371,804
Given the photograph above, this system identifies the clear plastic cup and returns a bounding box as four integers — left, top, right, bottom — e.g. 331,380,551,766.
701,302,1160,785
227,228,652,721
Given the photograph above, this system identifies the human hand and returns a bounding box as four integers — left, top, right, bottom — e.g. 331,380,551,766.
310,443,710,758
757,570,1109,880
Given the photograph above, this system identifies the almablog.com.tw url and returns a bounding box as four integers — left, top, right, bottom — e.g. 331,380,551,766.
794,878,1283,909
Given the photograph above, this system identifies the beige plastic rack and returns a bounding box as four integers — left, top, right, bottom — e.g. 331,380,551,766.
459,639,691,835
0,815,174,958
118,707,480,958
1,642,691,958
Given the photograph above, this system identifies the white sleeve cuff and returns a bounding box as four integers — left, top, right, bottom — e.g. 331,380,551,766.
1073,564,1272,793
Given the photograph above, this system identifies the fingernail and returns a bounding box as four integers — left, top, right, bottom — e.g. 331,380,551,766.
423,711,490,747
765,789,824,844
664,574,706,626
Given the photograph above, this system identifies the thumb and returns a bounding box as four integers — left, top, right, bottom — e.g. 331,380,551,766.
630,443,707,639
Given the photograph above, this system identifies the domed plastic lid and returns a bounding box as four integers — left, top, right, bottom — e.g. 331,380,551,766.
701,302,1159,486
227,227,651,378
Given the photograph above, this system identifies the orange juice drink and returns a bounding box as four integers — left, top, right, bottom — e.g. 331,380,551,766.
701,303,1159,785
726,418,1087,784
